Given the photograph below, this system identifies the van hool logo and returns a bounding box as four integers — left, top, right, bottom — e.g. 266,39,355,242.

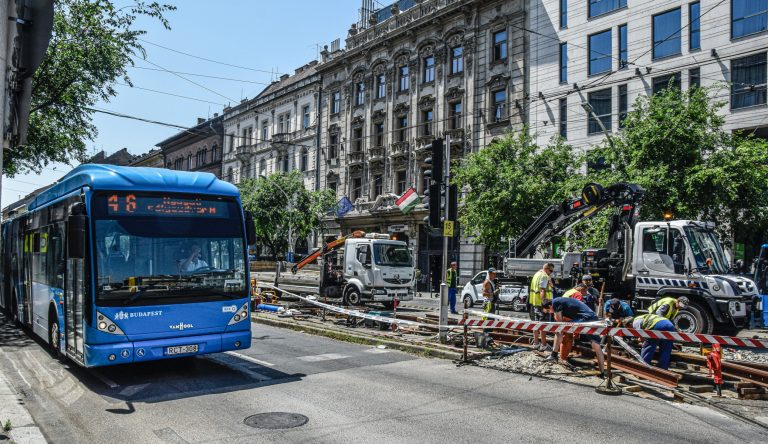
170,322,194,331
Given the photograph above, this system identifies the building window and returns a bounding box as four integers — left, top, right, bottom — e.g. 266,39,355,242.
187,154,192,170
589,29,612,75
732,0,768,39
228,134,234,152
397,116,408,142
328,181,337,194
300,148,308,172
353,127,363,152
396,170,407,195
302,105,311,129
559,98,567,139
587,88,612,135
278,115,285,133
492,90,507,122
560,0,567,28
351,177,362,201
731,53,767,109
329,133,338,159
211,145,218,162
618,84,628,128
166,162,171,169
331,91,341,114
589,0,627,18
689,67,701,88
451,46,463,74
653,8,682,59
174,158,183,170
493,30,507,61
374,122,385,147
259,158,266,176
422,109,433,136
376,73,386,99
423,56,435,83
282,154,290,172
355,82,366,106
690,2,701,50
449,102,462,130
399,65,409,91
261,120,268,141
618,24,628,69
373,175,383,197
652,72,682,94
559,42,568,83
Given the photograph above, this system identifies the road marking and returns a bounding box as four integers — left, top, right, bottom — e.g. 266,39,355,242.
224,351,274,367
296,353,350,362
363,348,391,354
90,369,119,389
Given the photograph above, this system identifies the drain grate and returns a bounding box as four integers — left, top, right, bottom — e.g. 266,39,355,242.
244,412,309,430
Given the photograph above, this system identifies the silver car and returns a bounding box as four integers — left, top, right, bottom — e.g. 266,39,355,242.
460,271,528,311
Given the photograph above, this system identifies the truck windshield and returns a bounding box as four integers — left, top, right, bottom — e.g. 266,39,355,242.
684,227,728,274
373,242,412,267
92,193,247,306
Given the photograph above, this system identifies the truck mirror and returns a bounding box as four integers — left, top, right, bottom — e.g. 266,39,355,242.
245,211,257,246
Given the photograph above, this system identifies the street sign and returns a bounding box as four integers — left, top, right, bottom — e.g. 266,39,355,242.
388,224,407,233
443,220,454,237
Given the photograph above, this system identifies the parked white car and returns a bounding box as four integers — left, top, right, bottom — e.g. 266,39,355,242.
460,271,528,311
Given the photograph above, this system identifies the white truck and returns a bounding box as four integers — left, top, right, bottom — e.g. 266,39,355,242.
503,183,757,334
290,231,415,307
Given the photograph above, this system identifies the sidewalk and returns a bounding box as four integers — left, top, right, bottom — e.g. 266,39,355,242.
0,361,46,443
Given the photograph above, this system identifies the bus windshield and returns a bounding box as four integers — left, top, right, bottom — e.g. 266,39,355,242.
92,193,247,306
373,242,412,267
684,226,729,275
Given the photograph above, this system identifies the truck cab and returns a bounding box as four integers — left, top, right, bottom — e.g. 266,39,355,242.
340,235,414,306
631,220,757,333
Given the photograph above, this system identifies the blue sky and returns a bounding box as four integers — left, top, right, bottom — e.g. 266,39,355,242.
2,0,364,207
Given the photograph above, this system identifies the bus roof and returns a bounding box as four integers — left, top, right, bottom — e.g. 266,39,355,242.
28,164,239,211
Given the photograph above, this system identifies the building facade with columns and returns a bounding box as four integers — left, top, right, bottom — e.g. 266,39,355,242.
221,61,321,193
316,0,527,287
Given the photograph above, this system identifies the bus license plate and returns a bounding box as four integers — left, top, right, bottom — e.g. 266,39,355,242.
165,344,199,356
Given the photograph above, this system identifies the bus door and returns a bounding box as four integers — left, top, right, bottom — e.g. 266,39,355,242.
65,252,85,363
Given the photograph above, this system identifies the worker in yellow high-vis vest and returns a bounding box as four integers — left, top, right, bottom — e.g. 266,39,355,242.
529,262,554,351
446,261,458,314
626,313,677,370
648,296,689,321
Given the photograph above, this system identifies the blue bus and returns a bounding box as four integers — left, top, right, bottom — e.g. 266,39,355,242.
1,164,257,367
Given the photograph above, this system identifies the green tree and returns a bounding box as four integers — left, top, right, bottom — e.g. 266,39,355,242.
239,171,336,258
452,129,580,252
3,0,175,176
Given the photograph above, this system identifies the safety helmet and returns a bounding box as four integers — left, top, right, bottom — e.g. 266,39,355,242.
676,296,690,308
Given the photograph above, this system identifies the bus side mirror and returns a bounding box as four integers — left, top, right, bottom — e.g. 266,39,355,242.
67,203,87,259
245,211,257,246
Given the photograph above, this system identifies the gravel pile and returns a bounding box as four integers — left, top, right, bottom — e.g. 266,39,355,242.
722,348,768,365
478,350,574,376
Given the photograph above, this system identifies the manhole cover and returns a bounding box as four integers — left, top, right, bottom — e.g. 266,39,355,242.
244,412,309,429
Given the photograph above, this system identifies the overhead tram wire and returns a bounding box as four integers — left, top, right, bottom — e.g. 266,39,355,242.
138,38,283,75
140,58,237,104
129,66,273,85
115,83,228,106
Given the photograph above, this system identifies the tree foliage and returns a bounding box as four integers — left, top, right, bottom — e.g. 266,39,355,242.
3,0,175,176
239,172,337,258
452,129,580,252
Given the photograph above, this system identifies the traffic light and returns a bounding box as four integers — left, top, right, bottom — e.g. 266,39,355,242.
428,183,441,228
431,138,444,184
448,184,458,221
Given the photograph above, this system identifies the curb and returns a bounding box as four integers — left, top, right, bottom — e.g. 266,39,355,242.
252,314,468,361
0,373,46,444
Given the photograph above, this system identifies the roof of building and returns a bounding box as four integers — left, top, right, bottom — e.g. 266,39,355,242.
256,60,320,99
155,114,223,149
26,164,238,211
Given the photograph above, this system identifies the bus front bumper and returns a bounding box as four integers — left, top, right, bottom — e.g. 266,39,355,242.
84,330,251,367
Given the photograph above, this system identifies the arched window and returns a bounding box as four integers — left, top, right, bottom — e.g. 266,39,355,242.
227,167,234,182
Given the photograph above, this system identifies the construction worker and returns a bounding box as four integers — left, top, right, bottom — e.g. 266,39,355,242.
483,267,500,315
542,297,606,377
529,262,554,351
562,283,587,302
580,274,599,312
604,298,633,322
626,313,676,370
447,261,459,314
648,296,689,321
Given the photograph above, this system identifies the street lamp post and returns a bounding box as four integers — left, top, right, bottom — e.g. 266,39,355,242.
581,102,616,150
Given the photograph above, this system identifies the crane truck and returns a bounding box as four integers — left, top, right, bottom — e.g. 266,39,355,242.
290,231,415,307
503,183,757,335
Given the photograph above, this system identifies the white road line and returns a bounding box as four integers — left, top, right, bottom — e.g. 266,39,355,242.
224,351,274,367
90,369,119,389
296,353,350,362
363,348,391,354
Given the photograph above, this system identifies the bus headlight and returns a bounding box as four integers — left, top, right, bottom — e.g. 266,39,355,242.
228,303,250,325
96,312,125,335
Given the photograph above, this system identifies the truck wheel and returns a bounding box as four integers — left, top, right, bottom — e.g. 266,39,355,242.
513,296,527,312
463,295,474,309
674,302,713,335
343,288,362,306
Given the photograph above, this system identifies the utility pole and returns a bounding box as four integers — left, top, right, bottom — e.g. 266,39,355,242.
439,135,450,343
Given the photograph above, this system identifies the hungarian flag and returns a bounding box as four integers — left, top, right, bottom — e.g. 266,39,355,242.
396,187,421,214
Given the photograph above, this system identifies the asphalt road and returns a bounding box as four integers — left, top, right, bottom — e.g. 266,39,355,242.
1,313,767,443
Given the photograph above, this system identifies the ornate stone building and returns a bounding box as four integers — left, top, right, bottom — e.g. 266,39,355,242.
156,115,224,177
316,0,526,284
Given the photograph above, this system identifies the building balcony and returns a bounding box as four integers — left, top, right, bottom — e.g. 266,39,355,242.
444,128,465,143
235,145,252,160
390,141,409,163
414,135,434,158
348,150,365,166
271,132,290,147
368,146,385,165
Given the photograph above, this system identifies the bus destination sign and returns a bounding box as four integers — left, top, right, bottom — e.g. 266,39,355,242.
106,194,229,218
